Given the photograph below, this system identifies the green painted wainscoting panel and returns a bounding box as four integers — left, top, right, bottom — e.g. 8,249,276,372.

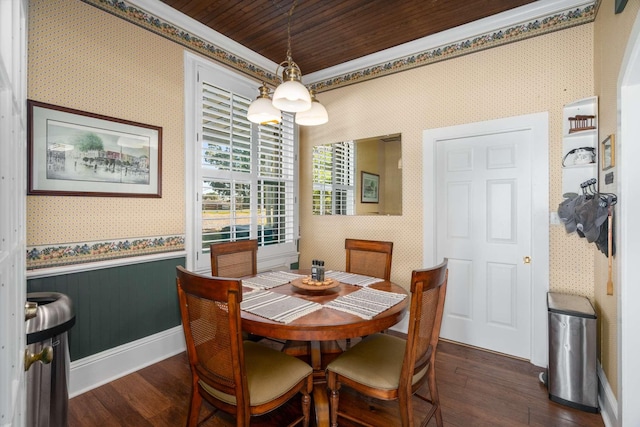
27,257,185,361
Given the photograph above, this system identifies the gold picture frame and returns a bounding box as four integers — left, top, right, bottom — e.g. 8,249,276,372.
601,134,615,171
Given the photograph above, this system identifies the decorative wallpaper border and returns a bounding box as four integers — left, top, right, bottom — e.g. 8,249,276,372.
26,235,185,270
310,5,598,92
81,0,279,86
81,0,597,92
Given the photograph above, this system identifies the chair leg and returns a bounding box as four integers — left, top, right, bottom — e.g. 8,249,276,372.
329,389,340,427
327,372,340,427
301,387,311,427
186,387,202,427
397,383,414,427
427,365,443,427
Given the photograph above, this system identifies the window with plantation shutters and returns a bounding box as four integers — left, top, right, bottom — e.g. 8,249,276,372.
201,82,252,174
257,114,296,245
312,141,355,215
186,54,298,273
200,81,254,252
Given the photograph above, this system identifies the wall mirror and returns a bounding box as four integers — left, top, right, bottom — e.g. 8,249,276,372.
312,133,402,215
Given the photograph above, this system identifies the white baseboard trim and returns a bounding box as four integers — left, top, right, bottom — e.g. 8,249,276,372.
69,325,186,398
597,362,618,427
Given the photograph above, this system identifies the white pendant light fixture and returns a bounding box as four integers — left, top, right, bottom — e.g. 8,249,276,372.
271,0,311,113
247,0,327,126
295,89,328,126
247,83,281,125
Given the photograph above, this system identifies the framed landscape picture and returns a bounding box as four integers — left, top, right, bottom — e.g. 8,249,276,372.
27,100,162,197
601,134,615,171
361,171,379,203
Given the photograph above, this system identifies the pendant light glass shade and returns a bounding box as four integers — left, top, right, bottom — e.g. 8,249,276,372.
247,83,281,125
295,90,328,126
272,64,312,112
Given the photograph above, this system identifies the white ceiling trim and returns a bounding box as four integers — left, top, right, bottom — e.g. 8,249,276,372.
305,0,595,84
131,0,279,73
106,0,596,89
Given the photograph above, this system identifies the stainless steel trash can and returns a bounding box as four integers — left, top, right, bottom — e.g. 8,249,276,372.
547,292,598,413
26,292,75,427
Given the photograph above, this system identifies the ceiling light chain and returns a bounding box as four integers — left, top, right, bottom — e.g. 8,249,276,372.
248,0,328,126
285,0,296,62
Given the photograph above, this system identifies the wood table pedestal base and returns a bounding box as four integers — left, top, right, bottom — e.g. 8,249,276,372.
282,339,344,426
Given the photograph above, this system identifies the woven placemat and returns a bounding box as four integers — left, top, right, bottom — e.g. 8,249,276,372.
324,271,384,286
242,271,305,290
324,287,406,319
241,290,322,323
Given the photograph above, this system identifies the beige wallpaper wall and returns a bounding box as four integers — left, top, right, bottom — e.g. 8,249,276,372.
300,25,596,297
593,0,640,399
27,0,185,246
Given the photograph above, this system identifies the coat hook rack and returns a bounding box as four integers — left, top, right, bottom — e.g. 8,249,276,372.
579,179,617,295
579,178,618,205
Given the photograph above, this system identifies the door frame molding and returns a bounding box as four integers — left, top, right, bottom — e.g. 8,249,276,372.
618,10,640,425
423,112,549,367
0,0,28,424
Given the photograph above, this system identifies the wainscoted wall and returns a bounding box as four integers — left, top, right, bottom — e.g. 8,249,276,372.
27,257,184,361
27,0,188,389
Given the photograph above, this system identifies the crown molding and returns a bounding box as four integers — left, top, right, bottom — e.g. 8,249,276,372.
130,0,278,73
82,0,281,85
82,0,597,91
306,0,596,85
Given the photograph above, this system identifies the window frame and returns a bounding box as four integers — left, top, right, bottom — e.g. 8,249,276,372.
185,52,299,274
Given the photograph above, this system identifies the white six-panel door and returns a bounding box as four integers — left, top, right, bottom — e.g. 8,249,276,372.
436,131,532,358
423,113,549,366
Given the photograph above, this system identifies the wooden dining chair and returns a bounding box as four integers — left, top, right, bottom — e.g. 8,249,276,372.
343,238,394,348
176,266,313,427
326,259,449,427
345,238,393,281
210,239,262,342
210,239,258,278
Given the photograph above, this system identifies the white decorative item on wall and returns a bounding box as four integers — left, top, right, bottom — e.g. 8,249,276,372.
561,96,598,196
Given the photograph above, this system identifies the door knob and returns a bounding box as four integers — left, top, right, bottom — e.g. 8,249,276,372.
25,301,38,321
24,346,53,372
523,256,532,264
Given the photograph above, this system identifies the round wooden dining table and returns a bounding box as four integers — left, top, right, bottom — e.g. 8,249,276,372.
240,273,408,427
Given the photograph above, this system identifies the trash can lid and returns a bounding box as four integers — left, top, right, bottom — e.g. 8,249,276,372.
26,292,76,344
547,292,596,319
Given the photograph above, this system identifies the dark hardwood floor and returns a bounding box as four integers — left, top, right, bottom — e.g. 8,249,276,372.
68,339,605,427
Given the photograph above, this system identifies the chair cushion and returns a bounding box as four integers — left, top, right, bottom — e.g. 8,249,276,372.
327,334,430,390
200,341,312,406
327,334,406,390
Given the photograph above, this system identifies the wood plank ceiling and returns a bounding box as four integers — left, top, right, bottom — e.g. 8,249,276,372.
160,0,537,75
